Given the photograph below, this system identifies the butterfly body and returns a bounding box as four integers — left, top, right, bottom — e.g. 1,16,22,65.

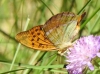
15,12,86,55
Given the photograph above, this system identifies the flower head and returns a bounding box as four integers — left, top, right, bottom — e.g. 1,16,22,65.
65,35,100,74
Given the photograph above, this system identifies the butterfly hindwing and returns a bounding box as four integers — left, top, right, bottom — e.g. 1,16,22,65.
43,12,86,50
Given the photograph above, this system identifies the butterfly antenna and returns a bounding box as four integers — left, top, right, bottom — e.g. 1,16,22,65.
78,12,86,23
81,12,86,19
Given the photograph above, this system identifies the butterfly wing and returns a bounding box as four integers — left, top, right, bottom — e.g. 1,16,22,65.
15,26,56,51
43,12,86,50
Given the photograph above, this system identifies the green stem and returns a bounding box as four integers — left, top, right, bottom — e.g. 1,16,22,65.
40,0,54,15
9,18,30,71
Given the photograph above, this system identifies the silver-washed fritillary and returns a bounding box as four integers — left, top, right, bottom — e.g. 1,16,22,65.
15,12,86,55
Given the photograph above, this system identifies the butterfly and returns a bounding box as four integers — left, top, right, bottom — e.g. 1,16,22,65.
15,12,86,55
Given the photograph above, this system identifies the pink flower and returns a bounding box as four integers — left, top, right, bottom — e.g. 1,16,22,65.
65,35,100,74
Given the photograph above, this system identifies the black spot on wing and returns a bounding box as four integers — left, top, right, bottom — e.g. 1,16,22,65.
31,32,34,35
35,29,38,31
37,33,40,35
33,35,36,37
37,38,39,41
32,43,34,45
31,38,34,41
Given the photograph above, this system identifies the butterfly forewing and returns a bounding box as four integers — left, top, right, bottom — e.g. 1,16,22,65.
15,26,56,51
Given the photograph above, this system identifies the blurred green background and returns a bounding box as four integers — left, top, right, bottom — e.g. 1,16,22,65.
0,0,100,74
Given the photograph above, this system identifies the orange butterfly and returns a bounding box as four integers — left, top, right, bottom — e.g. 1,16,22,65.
15,12,86,55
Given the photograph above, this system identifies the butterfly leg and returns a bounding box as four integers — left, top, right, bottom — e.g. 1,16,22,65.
58,49,69,56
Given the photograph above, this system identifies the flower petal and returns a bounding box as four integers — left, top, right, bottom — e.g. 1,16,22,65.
65,35,100,74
